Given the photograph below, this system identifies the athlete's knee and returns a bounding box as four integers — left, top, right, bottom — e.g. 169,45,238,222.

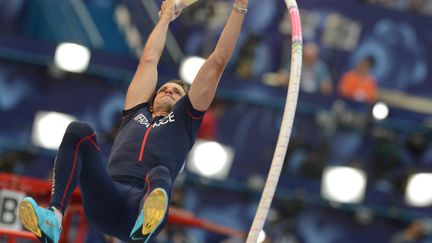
60,121,95,149
147,166,172,186
66,121,94,136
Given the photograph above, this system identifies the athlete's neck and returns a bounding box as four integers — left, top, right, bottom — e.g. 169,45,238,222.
152,111,169,118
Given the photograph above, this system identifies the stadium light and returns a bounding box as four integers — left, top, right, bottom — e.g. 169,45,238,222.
321,166,367,204
372,102,389,120
187,140,234,179
54,42,91,73
405,173,432,207
179,56,206,84
31,111,76,150
257,230,266,243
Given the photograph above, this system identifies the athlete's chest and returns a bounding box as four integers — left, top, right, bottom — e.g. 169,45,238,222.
131,111,178,130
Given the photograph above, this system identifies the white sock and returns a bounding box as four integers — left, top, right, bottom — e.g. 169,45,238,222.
51,207,63,228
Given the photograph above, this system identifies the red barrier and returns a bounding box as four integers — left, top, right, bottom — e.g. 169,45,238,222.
0,228,37,242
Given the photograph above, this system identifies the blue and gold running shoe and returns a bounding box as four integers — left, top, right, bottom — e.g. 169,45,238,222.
18,197,61,243
130,188,168,242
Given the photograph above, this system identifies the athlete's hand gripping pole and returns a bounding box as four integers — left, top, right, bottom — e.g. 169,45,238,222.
158,0,199,21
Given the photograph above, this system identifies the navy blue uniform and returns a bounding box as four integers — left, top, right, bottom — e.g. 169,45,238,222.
49,95,204,241
108,95,204,184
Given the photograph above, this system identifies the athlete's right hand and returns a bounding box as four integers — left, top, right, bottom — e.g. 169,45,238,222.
160,0,178,21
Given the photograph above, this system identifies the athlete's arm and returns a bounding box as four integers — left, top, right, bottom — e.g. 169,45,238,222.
124,0,175,110
188,0,248,111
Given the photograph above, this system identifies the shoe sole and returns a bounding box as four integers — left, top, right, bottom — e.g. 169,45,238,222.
142,188,168,236
18,200,42,238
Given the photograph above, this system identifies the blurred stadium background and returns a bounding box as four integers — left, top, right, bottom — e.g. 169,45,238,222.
0,0,432,242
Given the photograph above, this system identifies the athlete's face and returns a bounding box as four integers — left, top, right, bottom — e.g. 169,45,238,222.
152,82,186,112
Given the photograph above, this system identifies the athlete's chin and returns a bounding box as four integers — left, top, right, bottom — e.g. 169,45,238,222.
157,103,174,112
158,96,176,104
164,100,175,107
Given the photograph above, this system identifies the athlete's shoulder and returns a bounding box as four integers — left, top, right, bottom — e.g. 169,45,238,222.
174,95,205,120
123,102,150,117
119,102,151,128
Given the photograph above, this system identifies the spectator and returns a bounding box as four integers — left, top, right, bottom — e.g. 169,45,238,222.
338,56,378,103
276,42,333,96
364,0,432,16
234,34,262,80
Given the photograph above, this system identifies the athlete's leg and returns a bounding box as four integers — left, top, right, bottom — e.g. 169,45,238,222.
130,165,172,242
78,140,145,240
146,165,173,196
49,121,101,213
19,121,129,242
54,121,143,238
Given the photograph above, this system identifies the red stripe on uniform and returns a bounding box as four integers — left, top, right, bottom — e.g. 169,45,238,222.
60,133,98,209
144,175,151,199
138,126,153,161
88,137,100,151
